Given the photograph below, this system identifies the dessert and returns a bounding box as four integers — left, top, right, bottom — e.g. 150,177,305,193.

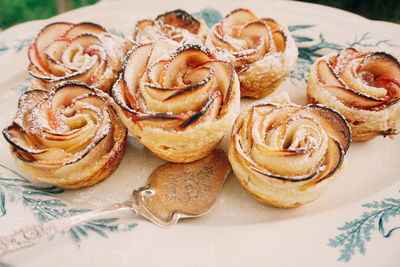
2,82,127,189
111,39,240,163
228,95,351,208
132,9,208,44
205,8,298,98
307,48,400,141
28,22,128,93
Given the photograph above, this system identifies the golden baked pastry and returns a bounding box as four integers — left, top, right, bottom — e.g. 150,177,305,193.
205,8,298,98
307,48,400,141
228,95,351,208
2,82,127,189
28,22,129,93
132,9,208,44
111,39,240,163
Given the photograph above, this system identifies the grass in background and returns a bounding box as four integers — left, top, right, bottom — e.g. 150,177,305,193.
296,0,400,23
0,0,399,30
0,0,99,29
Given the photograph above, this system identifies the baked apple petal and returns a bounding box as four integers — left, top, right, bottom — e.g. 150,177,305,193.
155,9,201,34
123,43,153,94
261,18,280,31
239,21,270,51
272,30,286,53
206,8,298,99
28,22,125,92
111,40,240,163
223,8,258,29
3,123,46,154
308,47,400,141
317,60,344,86
180,91,221,128
332,47,361,70
64,22,108,38
3,81,127,188
323,85,385,110
35,22,73,54
160,45,211,87
360,52,400,80
210,31,238,51
306,104,351,151
201,60,235,104
163,67,214,101
229,98,351,207
28,43,48,73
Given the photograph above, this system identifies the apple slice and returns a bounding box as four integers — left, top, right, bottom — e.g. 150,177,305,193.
180,91,222,128
261,18,280,31
317,60,343,86
272,30,286,53
333,47,359,70
51,82,94,108
233,133,321,182
155,9,201,34
67,33,102,49
223,8,258,29
28,22,73,72
340,61,387,99
123,43,153,95
135,19,155,32
210,30,238,51
306,104,351,151
239,21,270,51
374,77,400,107
360,52,400,81
63,22,107,39
136,112,187,131
142,70,214,114
2,123,46,154
132,19,156,41
163,66,214,100
201,60,235,105
17,89,48,111
323,85,385,110
43,40,74,76
302,138,344,187
160,44,211,88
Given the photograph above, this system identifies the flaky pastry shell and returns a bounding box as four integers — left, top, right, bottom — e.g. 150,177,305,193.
111,39,240,163
228,97,351,208
132,9,208,45
307,48,400,141
2,82,127,189
28,22,129,93
206,8,298,98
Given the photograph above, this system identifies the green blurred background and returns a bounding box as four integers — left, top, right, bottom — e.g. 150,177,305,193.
0,0,399,30
0,0,98,29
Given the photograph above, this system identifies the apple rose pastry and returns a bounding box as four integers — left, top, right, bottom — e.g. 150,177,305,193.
132,9,208,44
111,40,240,163
228,98,351,208
308,48,400,141
205,8,298,98
28,22,128,93
2,82,127,189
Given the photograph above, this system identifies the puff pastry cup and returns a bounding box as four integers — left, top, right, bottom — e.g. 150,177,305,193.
307,48,400,142
132,9,208,44
111,39,240,163
205,8,298,98
2,82,127,189
228,96,351,208
28,22,128,93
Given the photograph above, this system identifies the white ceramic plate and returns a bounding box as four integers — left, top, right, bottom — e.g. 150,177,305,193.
0,1,399,266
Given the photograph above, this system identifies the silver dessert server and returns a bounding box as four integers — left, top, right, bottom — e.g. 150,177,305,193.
0,149,230,256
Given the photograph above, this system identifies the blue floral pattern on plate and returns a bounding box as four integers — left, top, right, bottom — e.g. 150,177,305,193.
0,8,399,258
